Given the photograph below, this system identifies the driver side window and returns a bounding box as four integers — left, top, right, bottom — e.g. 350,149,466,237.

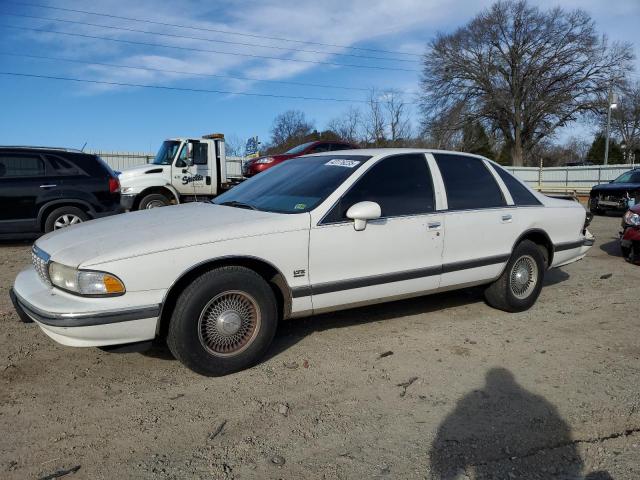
322,154,435,223
175,145,188,168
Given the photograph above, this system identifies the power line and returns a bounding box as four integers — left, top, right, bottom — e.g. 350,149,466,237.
0,70,404,103
1,24,420,73
2,12,420,65
2,51,411,93
6,1,422,58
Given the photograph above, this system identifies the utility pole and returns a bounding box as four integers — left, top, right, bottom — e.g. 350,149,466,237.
604,84,618,165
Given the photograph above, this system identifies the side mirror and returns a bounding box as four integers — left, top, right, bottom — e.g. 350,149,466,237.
185,143,194,166
346,201,381,231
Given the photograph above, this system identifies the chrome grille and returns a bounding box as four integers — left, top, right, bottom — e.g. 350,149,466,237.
31,245,51,287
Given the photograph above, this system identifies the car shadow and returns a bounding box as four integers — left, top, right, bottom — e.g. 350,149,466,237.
428,367,612,479
543,267,569,286
600,238,622,258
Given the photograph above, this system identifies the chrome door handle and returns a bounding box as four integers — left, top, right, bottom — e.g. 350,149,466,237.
501,214,513,222
39,184,57,188
428,221,442,230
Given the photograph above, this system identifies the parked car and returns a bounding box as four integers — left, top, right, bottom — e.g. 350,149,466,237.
621,204,640,264
242,140,357,177
589,167,640,214
11,149,593,376
0,147,121,238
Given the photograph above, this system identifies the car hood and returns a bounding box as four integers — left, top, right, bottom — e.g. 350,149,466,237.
592,182,639,192
35,203,309,268
118,163,168,179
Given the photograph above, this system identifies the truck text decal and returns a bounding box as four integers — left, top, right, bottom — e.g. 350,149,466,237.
182,174,204,185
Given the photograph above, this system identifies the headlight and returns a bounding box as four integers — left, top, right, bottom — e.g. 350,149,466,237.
121,186,135,194
624,211,640,226
256,157,275,164
49,262,125,296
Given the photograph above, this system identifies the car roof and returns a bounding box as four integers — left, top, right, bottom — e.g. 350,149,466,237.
307,147,492,160
0,145,88,154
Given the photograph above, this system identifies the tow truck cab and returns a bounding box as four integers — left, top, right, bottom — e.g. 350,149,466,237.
119,134,243,211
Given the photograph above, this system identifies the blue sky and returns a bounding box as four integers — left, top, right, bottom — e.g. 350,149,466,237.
0,0,638,153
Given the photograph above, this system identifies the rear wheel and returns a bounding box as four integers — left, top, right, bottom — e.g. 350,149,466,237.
44,206,88,233
139,193,170,209
167,266,278,376
484,240,546,312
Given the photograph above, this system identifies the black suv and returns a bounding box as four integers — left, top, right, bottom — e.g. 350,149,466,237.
0,147,122,238
589,167,640,214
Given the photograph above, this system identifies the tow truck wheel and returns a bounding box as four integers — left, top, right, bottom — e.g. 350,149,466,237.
139,193,170,209
167,266,278,376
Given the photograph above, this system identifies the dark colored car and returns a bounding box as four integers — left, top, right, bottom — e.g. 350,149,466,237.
0,147,122,238
621,203,640,264
242,140,358,177
589,168,640,214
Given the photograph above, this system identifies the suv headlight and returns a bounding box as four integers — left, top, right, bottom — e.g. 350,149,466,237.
256,157,275,164
49,262,126,296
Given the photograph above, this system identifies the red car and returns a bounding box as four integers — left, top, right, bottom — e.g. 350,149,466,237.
242,140,358,177
621,203,640,264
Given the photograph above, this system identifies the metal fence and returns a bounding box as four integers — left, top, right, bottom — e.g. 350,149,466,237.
505,164,636,193
91,150,244,176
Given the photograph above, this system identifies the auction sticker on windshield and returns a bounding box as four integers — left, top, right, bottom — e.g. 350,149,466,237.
325,159,360,168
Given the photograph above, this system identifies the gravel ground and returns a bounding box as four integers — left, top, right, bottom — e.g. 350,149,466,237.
1,214,639,480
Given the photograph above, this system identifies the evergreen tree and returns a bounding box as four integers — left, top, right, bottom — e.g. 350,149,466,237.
586,133,624,165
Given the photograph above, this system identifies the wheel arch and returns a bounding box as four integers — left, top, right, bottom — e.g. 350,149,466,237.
156,256,292,340
511,228,554,268
134,185,180,210
37,199,95,231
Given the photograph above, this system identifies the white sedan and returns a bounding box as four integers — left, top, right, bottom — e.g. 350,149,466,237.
11,149,594,375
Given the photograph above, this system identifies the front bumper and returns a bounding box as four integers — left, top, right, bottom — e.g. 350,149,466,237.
11,268,162,347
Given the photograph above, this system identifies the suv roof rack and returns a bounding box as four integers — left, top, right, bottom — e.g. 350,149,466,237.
0,145,85,153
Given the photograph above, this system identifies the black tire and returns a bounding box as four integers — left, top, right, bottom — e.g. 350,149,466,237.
167,266,278,376
484,240,546,312
44,206,89,233
139,193,170,210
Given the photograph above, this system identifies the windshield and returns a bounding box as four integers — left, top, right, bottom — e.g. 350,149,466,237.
612,170,640,184
152,140,181,165
213,155,371,213
285,142,315,154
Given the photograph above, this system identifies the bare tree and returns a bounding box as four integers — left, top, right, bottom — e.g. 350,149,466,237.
269,110,314,149
364,90,387,146
611,81,640,162
224,134,245,158
420,0,634,166
327,106,362,144
384,90,412,145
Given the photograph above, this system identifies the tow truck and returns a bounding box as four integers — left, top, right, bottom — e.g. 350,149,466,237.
119,134,243,210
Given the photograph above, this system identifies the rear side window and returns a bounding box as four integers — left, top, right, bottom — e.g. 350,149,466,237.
193,143,208,165
46,155,84,176
324,153,435,222
491,165,542,206
0,154,45,177
434,154,505,210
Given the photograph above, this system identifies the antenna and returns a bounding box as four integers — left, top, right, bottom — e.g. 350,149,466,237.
80,141,87,151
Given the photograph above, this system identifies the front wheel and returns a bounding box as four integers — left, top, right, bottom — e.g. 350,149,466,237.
167,266,278,376
484,240,546,312
139,193,170,209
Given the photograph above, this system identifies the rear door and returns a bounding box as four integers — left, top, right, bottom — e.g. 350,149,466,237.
0,152,52,233
308,153,444,311
432,153,519,288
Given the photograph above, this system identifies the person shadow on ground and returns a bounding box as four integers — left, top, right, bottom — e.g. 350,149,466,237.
429,368,613,480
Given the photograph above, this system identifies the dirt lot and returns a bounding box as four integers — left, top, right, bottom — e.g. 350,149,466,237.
1,215,639,480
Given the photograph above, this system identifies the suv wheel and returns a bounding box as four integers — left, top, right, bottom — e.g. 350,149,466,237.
139,193,170,209
167,266,278,376
44,206,89,233
484,240,546,312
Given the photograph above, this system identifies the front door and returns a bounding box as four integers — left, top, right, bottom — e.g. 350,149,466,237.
308,153,444,312
173,141,213,196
